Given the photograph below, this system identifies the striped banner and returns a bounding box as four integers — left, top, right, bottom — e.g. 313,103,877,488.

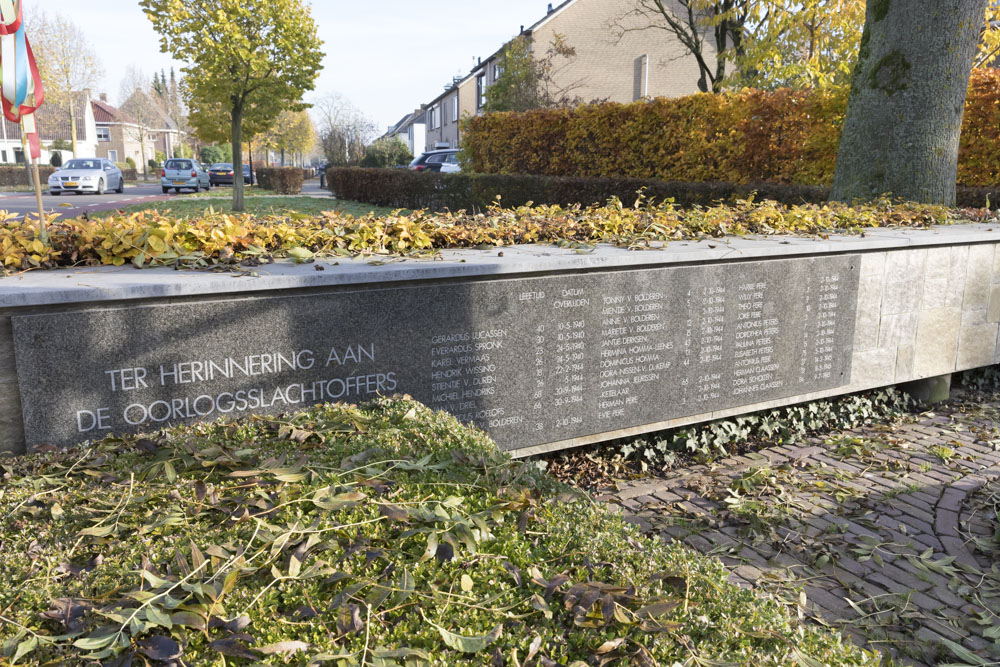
0,0,44,159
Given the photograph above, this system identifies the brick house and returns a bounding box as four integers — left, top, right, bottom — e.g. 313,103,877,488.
91,96,157,168
421,0,712,152
382,108,427,157
0,91,97,164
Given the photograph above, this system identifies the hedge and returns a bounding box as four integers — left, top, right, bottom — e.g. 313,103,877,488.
5,193,978,273
328,167,1000,211
255,166,304,194
0,165,55,187
463,68,1000,188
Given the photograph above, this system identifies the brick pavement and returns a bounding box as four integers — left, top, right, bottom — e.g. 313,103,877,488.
605,393,1000,666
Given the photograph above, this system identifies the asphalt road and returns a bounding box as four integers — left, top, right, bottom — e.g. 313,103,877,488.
0,183,179,220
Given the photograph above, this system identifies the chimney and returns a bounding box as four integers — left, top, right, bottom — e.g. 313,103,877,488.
547,3,554,13
100,93,108,103
520,25,524,33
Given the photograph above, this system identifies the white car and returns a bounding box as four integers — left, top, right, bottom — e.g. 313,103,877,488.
161,158,210,194
48,158,124,195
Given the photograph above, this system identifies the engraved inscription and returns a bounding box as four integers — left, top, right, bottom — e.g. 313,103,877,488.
12,256,861,452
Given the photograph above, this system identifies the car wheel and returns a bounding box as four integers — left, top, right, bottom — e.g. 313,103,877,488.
162,186,169,194
116,178,124,194
96,179,105,195
52,191,60,196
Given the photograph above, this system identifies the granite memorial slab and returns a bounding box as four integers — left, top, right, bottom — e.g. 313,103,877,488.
12,255,861,453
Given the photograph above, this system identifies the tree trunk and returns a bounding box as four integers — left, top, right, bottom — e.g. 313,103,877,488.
69,103,79,158
830,0,987,205
231,104,245,212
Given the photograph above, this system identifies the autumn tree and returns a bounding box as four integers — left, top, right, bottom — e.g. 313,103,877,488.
119,67,164,181
30,13,103,157
265,110,315,166
483,34,584,112
313,93,376,166
140,0,323,211
612,0,750,93
831,0,988,205
733,0,866,89
360,137,412,169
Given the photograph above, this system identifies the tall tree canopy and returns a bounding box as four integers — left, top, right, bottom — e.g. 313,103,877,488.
139,0,323,211
615,0,999,93
831,0,988,204
28,12,103,157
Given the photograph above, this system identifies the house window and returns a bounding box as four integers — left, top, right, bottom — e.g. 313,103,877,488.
633,55,649,101
451,96,458,122
13,147,23,164
1,150,6,163
476,74,486,110
108,150,118,163
429,104,440,130
493,63,503,82
96,126,111,142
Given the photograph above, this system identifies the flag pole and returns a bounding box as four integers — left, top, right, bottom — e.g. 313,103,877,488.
22,119,45,242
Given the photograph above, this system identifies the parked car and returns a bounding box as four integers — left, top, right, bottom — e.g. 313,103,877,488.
48,158,124,195
409,149,461,173
161,158,210,193
208,163,253,186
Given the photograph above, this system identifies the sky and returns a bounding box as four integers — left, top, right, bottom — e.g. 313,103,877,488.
38,0,558,132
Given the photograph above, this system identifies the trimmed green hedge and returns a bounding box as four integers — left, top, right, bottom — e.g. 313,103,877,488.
255,167,305,194
328,167,1000,211
0,165,55,187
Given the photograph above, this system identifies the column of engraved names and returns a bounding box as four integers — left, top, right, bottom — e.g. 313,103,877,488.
809,274,841,383
548,288,589,431
684,284,726,405
597,288,671,422
427,326,510,430
731,280,782,398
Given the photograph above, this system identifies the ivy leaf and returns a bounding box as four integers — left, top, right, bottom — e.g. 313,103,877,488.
137,635,182,661
258,640,311,655
208,637,258,659
435,623,503,654
11,636,37,664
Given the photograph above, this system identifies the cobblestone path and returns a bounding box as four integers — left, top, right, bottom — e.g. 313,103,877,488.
604,393,1000,666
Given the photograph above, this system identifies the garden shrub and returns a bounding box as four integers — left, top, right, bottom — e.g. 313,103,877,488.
328,167,831,211
464,68,1000,188
360,137,413,168
125,156,136,170
0,398,878,665
256,166,304,194
329,167,1000,211
0,196,977,273
49,152,63,168
0,165,55,186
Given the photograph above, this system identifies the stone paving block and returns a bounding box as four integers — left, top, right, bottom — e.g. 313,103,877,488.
959,322,1000,368
611,394,1000,666
913,307,963,379
883,249,926,315
990,285,1000,323
878,312,918,350
854,277,884,350
964,244,995,313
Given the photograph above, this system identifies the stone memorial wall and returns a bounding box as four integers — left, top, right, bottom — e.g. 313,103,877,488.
2,226,999,456
11,256,859,451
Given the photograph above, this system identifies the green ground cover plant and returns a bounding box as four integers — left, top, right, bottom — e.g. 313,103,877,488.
0,399,876,665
